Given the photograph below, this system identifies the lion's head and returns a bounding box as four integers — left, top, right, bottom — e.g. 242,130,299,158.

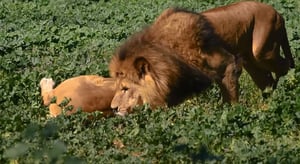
109,32,211,112
109,45,170,114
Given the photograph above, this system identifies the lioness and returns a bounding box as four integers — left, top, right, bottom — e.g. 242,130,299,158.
40,75,121,117
109,1,295,112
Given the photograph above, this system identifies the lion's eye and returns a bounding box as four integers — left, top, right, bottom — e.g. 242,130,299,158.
116,72,124,77
121,87,129,93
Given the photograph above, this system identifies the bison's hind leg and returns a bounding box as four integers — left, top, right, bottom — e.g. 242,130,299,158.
39,78,55,106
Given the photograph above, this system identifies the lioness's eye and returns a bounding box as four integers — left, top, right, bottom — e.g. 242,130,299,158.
121,87,129,93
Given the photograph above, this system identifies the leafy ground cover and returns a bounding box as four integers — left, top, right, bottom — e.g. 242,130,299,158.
1,0,300,163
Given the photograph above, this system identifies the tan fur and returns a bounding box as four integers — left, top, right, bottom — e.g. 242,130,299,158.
39,75,117,117
110,78,143,116
109,1,295,112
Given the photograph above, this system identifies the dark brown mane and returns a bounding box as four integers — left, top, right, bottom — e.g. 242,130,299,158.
116,29,149,61
112,29,212,106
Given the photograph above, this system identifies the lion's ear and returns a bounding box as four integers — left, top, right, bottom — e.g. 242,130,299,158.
134,57,150,79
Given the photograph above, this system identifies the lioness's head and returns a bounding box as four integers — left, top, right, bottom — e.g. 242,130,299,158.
110,78,143,116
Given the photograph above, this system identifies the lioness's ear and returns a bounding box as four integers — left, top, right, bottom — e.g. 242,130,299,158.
134,57,150,79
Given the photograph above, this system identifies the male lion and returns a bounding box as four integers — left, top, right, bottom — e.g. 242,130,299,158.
109,1,295,112
40,75,124,117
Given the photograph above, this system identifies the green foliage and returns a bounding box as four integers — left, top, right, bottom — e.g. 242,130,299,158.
1,0,299,163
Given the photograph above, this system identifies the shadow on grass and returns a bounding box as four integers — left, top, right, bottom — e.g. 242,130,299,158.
174,144,223,163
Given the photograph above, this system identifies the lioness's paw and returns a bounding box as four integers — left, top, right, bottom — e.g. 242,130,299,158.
40,78,55,92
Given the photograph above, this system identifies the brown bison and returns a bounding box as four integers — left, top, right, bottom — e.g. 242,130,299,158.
109,1,295,113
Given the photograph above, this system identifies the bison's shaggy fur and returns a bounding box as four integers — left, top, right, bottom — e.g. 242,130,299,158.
109,1,295,112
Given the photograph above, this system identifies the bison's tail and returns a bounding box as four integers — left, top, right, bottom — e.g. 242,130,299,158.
280,23,295,68
39,78,55,106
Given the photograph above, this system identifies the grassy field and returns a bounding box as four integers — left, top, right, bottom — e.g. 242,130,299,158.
1,0,300,163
